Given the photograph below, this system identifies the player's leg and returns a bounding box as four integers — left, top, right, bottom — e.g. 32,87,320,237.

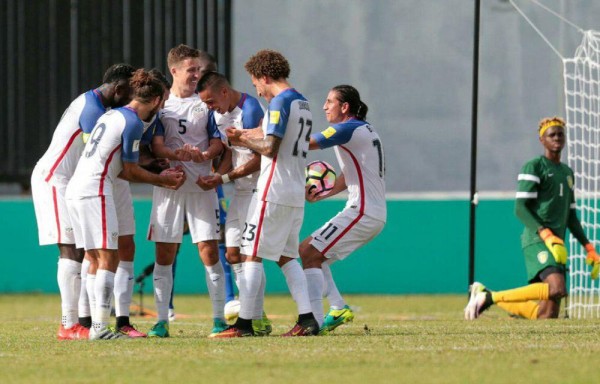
322,260,346,309
56,244,87,339
149,242,177,337
299,238,326,327
85,253,98,330
168,245,179,322
78,256,92,329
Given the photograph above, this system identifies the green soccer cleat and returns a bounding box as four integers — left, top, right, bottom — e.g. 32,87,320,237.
209,318,228,337
148,321,170,338
252,312,273,336
319,305,355,335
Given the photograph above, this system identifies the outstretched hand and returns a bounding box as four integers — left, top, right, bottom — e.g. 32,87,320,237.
159,166,186,190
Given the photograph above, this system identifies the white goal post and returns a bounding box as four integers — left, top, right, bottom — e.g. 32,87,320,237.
564,30,600,318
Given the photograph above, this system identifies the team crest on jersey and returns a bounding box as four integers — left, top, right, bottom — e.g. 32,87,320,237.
537,251,549,264
567,176,574,189
192,105,207,119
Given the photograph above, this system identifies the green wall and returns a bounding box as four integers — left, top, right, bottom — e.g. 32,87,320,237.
0,197,531,294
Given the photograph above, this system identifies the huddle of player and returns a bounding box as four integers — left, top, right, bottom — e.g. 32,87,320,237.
31,44,387,340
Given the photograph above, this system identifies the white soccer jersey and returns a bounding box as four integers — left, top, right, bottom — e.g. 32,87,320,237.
159,94,220,192
313,119,387,222
66,107,143,199
257,89,312,208
34,90,106,185
213,93,264,193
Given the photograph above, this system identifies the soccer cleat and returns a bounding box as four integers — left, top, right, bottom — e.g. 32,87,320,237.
281,318,319,337
89,326,129,340
209,318,229,337
252,313,273,336
147,321,170,338
118,324,147,338
319,305,355,335
464,282,493,320
57,323,90,340
208,326,254,339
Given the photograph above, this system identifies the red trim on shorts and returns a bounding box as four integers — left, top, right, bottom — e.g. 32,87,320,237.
322,145,365,254
98,144,122,196
251,200,269,257
101,195,107,249
45,128,83,182
52,186,61,243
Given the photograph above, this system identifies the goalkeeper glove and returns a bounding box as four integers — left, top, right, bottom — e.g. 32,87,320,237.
585,243,600,280
539,228,568,265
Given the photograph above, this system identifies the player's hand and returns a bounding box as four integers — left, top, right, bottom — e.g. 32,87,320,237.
160,167,186,190
585,243,600,280
196,174,219,191
305,184,325,203
539,228,568,264
226,127,243,146
183,144,206,163
174,147,192,162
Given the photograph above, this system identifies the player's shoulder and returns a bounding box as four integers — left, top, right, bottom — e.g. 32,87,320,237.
241,93,263,111
271,88,309,110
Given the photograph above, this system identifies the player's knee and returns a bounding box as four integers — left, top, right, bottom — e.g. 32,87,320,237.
226,251,241,265
548,284,567,300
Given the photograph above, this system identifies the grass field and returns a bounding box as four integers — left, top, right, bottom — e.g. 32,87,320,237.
2,293,599,384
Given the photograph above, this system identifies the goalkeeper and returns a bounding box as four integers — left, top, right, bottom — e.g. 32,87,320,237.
465,116,600,320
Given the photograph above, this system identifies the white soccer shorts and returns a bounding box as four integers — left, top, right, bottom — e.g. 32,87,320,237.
225,192,253,248
67,195,119,250
240,197,304,262
113,178,135,236
309,208,385,261
31,167,75,246
148,187,220,243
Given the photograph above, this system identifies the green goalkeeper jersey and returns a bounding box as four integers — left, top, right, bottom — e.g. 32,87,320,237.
516,156,576,248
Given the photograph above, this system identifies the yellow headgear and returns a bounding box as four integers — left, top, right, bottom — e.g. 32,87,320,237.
539,120,564,137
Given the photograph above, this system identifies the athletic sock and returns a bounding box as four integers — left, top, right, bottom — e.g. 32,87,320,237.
205,261,226,320
232,262,245,294
239,261,263,320
78,258,91,321
252,266,267,320
497,301,539,319
491,283,549,303
281,260,312,315
153,263,173,322
86,274,97,324
322,260,345,309
304,268,325,327
114,260,134,318
93,269,115,331
57,258,82,329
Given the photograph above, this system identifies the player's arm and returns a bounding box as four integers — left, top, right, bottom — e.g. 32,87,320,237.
227,129,281,158
120,161,185,190
306,173,347,203
149,135,190,161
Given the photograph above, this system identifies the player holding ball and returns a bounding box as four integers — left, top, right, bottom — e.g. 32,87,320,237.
300,85,387,335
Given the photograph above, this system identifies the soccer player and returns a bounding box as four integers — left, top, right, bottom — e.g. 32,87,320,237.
212,49,319,338
196,71,271,335
66,69,185,340
465,117,600,320
31,63,135,340
146,45,226,338
300,85,387,334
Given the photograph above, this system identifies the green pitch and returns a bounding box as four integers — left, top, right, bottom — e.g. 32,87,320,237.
2,294,599,384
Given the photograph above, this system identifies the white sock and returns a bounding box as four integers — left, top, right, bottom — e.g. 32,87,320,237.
239,262,263,320
86,274,97,320
57,258,82,328
93,269,115,331
281,260,312,315
232,262,245,294
304,268,325,327
153,263,173,322
322,260,345,309
205,261,225,320
253,267,267,320
114,260,134,317
78,258,91,318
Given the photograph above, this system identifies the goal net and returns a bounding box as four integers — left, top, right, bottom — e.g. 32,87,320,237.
564,30,600,318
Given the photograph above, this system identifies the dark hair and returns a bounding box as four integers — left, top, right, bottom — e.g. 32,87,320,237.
197,71,229,92
332,85,368,120
130,69,165,103
102,63,136,84
244,49,290,80
148,68,171,89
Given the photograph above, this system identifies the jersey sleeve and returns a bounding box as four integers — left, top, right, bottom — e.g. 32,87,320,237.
80,92,106,134
241,97,265,129
121,115,144,163
515,160,540,200
140,117,164,146
207,111,221,139
265,97,289,138
312,122,356,149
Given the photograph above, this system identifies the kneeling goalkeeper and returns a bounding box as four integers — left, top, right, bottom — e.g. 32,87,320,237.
465,116,600,319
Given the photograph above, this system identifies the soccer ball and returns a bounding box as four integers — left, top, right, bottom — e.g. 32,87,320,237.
306,160,336,197
224,299,240,323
